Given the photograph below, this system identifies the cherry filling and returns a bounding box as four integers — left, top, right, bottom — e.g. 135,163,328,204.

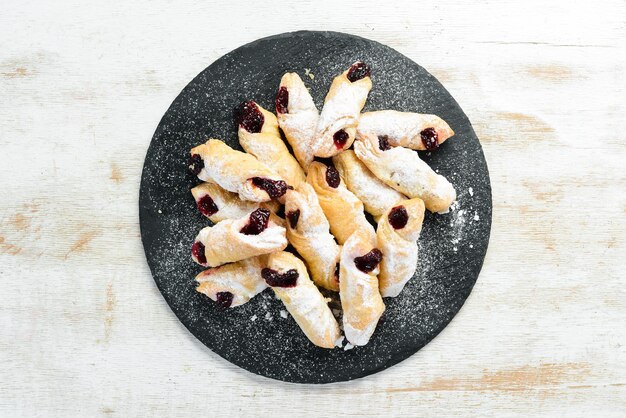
215,291,234,309
276,86,289,114
333,129,349,149
239,208,270,235
191,241,207,265
420,127,439,150
261,268,299,287
325,165,341,188
347,61,371,82
251,177,288,199
235,101,264,133
197,195,219,217
286,209,300,229
378,135,391,151
388,205,408,229
189,154,204,175
354,249,383,273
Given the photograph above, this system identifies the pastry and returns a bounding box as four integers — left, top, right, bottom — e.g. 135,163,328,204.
262,251,341,348
275,73,319,171
191,208,287,267
189,139,289,202
284,183,340,291
377,199,425,297
357,110,455,151
191,182,279,223
340,229,385,346
237,101,306,189
312,61,372,158
195,256,268,308
332,150,406,220
306,161,374,245
353,133,456,213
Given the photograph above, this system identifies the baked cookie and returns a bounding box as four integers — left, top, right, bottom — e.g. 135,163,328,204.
195,256,268,308
357,110,454,151
284,183,340,291
191,182,279,223
262,252,341,348
312,61,372,158
306,160,374,245
332,150,406,220
189,139,289,202
275,73,319,171
191,208,287,267
237,100,305,189
377,199,425,297
340,229,385,346
353,133,456,213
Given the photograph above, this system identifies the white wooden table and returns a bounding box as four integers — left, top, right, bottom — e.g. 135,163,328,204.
1,1,625,416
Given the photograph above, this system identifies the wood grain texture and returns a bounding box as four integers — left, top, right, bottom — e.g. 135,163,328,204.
0,0,624,416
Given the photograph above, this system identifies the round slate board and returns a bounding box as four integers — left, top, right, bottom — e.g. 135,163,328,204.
139,31,492,384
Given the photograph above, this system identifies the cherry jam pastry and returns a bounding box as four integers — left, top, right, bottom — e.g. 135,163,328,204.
239,208,270,235
196,195,219,217
420,127,439,150
276,86,289,114
261,268,299,288
325,165,341,188
347,61,371,82
215,291,234,309
251,177,288,199
378,135,391,151
286,209,300,229
189,154,203,175
388,206,408,229
333,129,349,149
354,249,383,273
191,241,207,265
236,101,264,133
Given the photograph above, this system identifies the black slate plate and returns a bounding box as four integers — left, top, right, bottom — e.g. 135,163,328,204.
139,31,492,384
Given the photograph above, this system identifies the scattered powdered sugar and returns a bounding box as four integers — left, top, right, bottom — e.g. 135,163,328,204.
279,310,288,319
468,187,474,196
250,314,257,322
264,312,273,321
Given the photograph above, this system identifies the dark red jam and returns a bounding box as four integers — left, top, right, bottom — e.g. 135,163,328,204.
388,206,408,229
251,177,288,199
215,291,234,309
239,208,270,235
354,249,383,273
189,154,203,175
347,61,371,82
333,129,349,149
325,166,341,188
191,241,207,265
286,209,300,229
197,195,218,217
261,268,298,287
235,101,264,133
420,127,439,150
276,86,289,114
378,135,391,151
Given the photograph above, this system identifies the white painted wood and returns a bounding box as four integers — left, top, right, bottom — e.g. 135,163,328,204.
1,0,625,416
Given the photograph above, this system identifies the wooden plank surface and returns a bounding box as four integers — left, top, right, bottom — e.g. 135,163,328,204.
1,0,624,416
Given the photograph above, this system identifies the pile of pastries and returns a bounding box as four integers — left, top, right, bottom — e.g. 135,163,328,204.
187,62,456,348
